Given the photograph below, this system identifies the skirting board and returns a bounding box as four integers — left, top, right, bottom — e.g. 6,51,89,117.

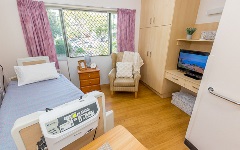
140,81,172,98
184,139,198,150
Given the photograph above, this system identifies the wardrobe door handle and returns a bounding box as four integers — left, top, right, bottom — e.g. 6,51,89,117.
150,52,152,57
153,17,155,24
147,51,149,56
150,18,152,24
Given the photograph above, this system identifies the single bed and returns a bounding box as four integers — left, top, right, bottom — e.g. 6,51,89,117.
0,57,113,150
0,74,83,150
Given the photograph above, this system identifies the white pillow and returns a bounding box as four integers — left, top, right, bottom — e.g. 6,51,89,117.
116,62,133,78
14,62,59,86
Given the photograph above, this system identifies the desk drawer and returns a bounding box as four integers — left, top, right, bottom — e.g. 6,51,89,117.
165,72,185,86
80,71,100,80
80,78,100,86
185,81,200,93
81,85,101,93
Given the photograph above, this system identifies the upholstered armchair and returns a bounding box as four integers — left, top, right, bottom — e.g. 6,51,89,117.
108,52,141,98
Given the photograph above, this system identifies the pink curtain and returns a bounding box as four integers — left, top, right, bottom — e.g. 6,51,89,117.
17,0,59,68
117,9,136,52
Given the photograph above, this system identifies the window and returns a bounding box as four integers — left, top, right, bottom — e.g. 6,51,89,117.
47,8,117,58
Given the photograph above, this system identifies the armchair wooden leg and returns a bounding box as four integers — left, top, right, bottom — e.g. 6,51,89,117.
135,92,138,98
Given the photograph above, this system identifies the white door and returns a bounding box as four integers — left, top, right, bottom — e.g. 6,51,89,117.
186,0,240,150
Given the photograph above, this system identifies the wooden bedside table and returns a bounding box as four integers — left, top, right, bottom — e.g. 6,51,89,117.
78,68,101,93
81,125,148,150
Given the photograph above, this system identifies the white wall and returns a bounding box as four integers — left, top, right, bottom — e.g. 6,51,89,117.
0,0,29,81
196,0,226,24
0,0,141,86
58,60,70,80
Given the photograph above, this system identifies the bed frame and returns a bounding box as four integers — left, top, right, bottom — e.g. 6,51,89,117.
12,94,112,150
10,56,51,81
17,56,50,66
11,56,114,150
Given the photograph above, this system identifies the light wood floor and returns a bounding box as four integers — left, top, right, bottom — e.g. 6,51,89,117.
101,83,190,150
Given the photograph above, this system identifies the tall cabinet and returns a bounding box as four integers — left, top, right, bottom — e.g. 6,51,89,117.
139,0,200,98
140,0,175,28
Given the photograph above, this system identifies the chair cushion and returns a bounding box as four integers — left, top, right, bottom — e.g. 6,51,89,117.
116,62,133,78
114,78,135,87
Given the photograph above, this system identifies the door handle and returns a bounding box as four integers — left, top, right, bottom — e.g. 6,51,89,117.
150,52,152,57
208,87,240,105
153,17,155,24
150,18,152,24
147,51,149,56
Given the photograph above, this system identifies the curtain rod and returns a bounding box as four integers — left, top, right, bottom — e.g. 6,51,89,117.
44,2,117,12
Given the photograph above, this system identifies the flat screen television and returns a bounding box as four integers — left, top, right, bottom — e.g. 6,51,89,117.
177,49,210,80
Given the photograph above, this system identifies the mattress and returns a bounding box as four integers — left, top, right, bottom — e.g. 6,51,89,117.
0,74,84,150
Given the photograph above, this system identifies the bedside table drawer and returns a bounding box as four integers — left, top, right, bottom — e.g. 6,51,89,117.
80,71,100,80
80,78,100,86
165,72,185,86
81,85,101,93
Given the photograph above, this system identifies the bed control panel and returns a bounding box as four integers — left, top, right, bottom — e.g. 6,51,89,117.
39,94,100,150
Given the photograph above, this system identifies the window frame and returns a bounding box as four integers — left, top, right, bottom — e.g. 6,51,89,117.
46,6,117,58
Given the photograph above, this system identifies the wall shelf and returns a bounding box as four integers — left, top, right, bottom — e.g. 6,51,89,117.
177,39,214,42
176,39,214,47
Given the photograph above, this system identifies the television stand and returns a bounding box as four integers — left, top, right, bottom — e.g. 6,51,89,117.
184,73,202,80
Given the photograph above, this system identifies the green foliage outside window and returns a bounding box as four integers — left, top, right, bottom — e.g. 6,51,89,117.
47,9,117,57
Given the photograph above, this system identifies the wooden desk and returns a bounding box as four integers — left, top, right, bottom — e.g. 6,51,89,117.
81,125,148,150
165,70,201,93
78,68,101,93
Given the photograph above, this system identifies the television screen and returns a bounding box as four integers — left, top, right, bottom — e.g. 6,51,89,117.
178,49,209,75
